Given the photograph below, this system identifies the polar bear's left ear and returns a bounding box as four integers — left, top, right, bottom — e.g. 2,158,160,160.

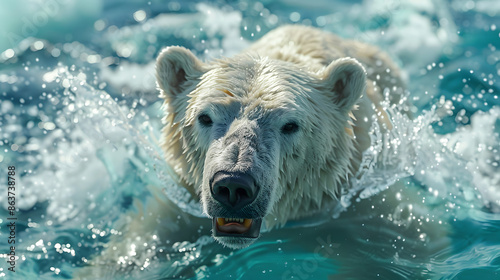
319,58,366,113
156,46,207,98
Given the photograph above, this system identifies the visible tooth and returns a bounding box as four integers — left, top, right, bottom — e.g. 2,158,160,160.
223,218,246,223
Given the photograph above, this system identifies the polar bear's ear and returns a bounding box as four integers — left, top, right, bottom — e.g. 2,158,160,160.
320,58,366,113
156,46,207,98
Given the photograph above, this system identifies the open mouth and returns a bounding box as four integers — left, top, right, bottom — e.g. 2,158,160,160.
212,217,262,238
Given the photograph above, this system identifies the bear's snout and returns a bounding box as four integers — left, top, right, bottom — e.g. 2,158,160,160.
210,171,259,210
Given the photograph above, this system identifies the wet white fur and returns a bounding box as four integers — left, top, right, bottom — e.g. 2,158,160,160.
156,25,406,229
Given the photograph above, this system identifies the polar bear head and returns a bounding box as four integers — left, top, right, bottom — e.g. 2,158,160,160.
156,46,366,249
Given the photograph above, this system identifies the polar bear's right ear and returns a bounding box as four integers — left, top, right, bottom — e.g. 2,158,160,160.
319,58,366,113
156,46,207,98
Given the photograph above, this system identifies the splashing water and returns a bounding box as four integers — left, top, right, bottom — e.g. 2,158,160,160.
344,96,495,214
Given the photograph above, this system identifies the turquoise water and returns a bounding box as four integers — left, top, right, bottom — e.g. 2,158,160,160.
1,0,499,279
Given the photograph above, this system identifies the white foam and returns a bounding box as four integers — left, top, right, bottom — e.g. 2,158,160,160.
195,3,248,57
322,0,457,73
341,98,499,214
1,67,144,222
100,3,248,95
444,107,500,212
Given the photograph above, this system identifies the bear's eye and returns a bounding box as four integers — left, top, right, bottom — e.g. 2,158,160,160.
198,114,213,127
281,122,299,134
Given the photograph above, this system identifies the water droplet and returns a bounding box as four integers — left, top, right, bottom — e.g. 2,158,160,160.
133,10,147,22
33,41,44,51
290,12,301,22
3,49,15,59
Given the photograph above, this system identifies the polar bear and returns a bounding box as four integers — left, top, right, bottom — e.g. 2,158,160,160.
155,25,406,249
76,25,410,278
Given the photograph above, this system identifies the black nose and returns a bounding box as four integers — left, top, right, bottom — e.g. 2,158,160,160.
211,172,258,209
